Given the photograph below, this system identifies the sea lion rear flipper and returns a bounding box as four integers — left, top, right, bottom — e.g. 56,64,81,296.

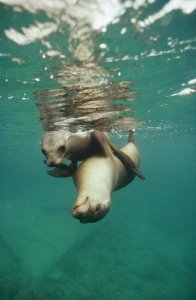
128,129,135,143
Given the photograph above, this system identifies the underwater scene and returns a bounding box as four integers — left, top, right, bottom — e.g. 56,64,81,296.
0,0,196,299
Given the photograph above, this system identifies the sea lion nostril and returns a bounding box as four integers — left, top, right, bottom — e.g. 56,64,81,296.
95,204,101,213
72,208,83,219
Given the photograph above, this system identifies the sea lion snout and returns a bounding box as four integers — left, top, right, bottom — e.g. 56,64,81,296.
46,156,64,167
41,148,65,166
72,196,111,223
41,131,67,166
72,203,89,220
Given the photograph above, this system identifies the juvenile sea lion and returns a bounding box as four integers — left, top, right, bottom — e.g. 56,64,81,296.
41,130,145,180
41,131,93,172
72,130,144,223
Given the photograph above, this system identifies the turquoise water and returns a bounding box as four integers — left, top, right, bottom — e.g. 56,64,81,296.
0,1,196,299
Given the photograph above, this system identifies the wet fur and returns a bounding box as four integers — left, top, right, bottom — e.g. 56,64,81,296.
72,132,141,223
41,131,93,166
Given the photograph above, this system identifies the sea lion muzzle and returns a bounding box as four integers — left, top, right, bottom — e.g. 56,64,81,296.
72,197,90,221
72,197,110,223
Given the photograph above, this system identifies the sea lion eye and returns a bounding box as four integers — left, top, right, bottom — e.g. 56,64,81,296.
58,146,65,153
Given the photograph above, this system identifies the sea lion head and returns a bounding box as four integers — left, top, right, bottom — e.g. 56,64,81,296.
41,131,68,166
72,195,111,223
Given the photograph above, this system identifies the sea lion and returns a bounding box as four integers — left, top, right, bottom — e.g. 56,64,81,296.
41,130,145,180
72,130,143,223
41,131,93,172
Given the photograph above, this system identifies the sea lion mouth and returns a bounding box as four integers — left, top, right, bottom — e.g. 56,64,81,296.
47,162,65,168
79,219,87,224
47,163,56,167
79,215,101,224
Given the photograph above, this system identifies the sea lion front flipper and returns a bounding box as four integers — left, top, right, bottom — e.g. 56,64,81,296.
91,130,145,180
91,130,112,157
48,168,73,177
110,142,145,180
48,161,77,177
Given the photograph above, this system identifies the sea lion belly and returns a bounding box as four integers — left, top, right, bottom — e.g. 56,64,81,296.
74,155,116,196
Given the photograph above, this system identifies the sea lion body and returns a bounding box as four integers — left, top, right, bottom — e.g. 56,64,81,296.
72,136,140,223
41,130,145,181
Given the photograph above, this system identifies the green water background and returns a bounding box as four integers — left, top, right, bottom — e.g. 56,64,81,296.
0,2,196,299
